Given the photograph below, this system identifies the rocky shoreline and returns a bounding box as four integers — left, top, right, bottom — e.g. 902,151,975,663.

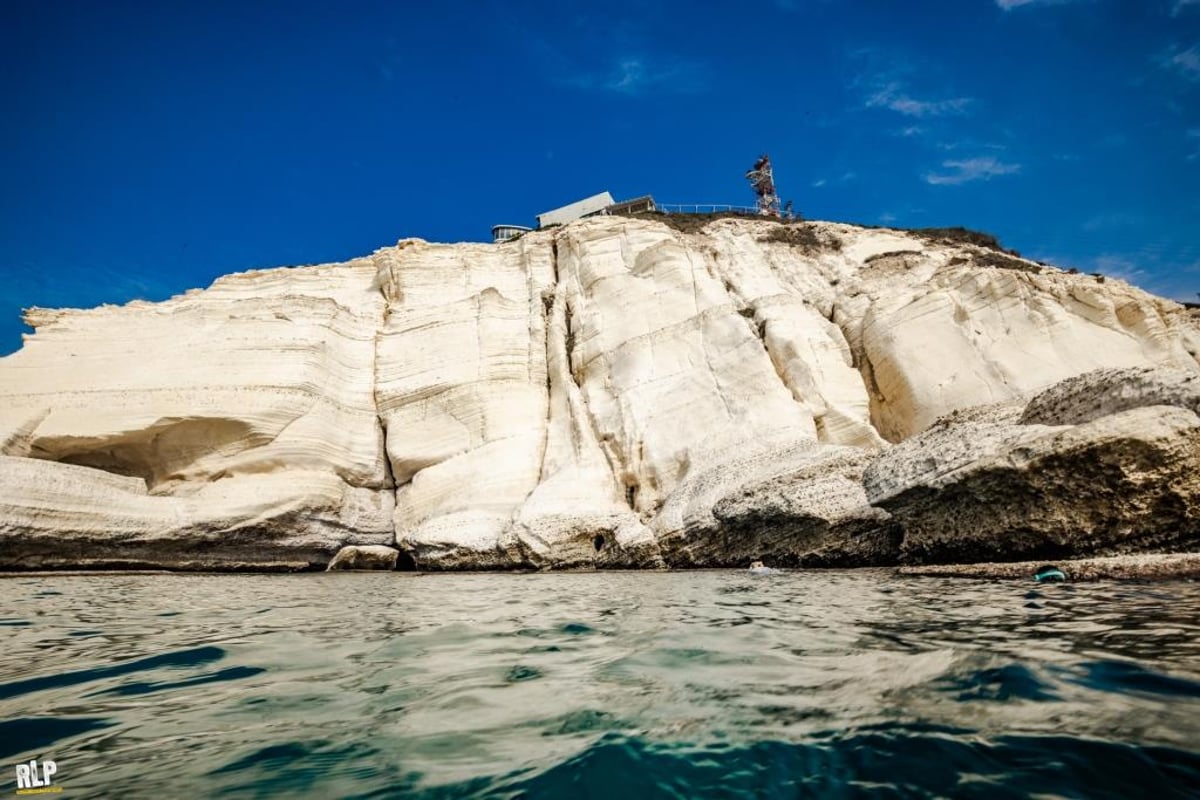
1,217,1197,572
4,552,1199,581
897,553,1200,581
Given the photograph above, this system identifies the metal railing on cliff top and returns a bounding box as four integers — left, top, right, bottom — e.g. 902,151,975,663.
655,203,762,215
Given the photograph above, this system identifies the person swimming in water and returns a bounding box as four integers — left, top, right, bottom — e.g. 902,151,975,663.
748,560,777,575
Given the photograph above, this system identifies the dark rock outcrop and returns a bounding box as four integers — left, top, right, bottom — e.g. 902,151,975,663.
864,393,1199,565
1020,366,1200,426
709,450,901,568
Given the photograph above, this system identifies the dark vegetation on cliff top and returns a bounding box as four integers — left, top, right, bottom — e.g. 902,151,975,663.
758,224,844,253
612,209,768,234
948,251,1041,273
603,211,1153,281
907,227,1018,256
862,249,1044,274
611,210,1019,257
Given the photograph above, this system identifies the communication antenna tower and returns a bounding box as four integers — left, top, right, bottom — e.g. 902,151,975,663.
745,154,782,218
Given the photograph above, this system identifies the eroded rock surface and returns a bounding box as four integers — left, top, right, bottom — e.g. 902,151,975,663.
707,448,900,568
1019,366,1200,426
899,553,1200,581
868,402,1200,565
1,217,1197,570
327,545,401,571
0,261,394,570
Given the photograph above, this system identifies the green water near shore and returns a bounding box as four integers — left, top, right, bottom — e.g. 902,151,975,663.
2,571,1198,798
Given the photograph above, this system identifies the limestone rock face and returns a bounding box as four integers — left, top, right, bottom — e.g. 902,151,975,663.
867,402,1200,564
1019,366,1200,426
0,261,394,570
0,456,392,570
705,448,900,568
327,545,401,571
837,245,1200,441
372,238,555,568
0,216,1197,570
861,415,1062,506
653,440,857,566
1,261,390,488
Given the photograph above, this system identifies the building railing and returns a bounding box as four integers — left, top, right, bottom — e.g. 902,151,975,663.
495,201,779,243
656,203,762,215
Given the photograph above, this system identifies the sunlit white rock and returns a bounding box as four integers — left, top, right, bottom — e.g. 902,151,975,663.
1,216,1196,569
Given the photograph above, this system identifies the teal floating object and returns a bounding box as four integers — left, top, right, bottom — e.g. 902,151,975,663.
1034,565,1067,583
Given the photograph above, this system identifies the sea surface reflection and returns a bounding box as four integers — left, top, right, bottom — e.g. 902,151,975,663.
1,571,1198,798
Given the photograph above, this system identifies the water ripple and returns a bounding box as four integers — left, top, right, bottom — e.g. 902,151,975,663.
0,571,1197,798
0,645,227,701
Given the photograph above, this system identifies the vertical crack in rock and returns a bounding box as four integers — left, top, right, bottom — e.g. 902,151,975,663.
497,235,557,569
530,232,559,487
371,251,402,552
825,297,892,443
824,288,894,443
549,231,561,285
702,226,889,447
535,291,555,486
515,236,552,506
707,246,819,436
555,231,637,513
739,303,791,394
835,304,891,442
371,341,397,493
532,236,553,478
539,289,555,448
822,301,838,326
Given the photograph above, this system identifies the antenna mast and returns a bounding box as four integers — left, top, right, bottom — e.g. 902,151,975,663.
745,154,782,218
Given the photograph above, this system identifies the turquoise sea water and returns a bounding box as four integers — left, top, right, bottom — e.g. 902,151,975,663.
1,571,1198,798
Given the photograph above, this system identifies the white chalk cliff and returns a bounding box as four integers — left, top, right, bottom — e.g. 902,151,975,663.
1,216,1197,570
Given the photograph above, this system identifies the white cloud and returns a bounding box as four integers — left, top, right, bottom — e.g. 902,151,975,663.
525,29,706,97
1164,45,1200,81
866,83,971,117
1035,250,1200,302
924,157,1021,185
995,0,1083,8
1081,212,1142,232
562,56,706,95
810,172,855,189
1174,0,1200,16
1090,255,1149,285
607,59,649,93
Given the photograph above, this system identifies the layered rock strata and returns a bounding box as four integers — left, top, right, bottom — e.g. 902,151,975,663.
1,217,1197,570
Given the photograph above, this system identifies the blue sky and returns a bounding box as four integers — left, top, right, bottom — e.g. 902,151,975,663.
1,0,1197,353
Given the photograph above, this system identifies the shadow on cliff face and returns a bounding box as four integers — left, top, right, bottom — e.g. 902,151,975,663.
395,549,418,571
27,417,266,490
